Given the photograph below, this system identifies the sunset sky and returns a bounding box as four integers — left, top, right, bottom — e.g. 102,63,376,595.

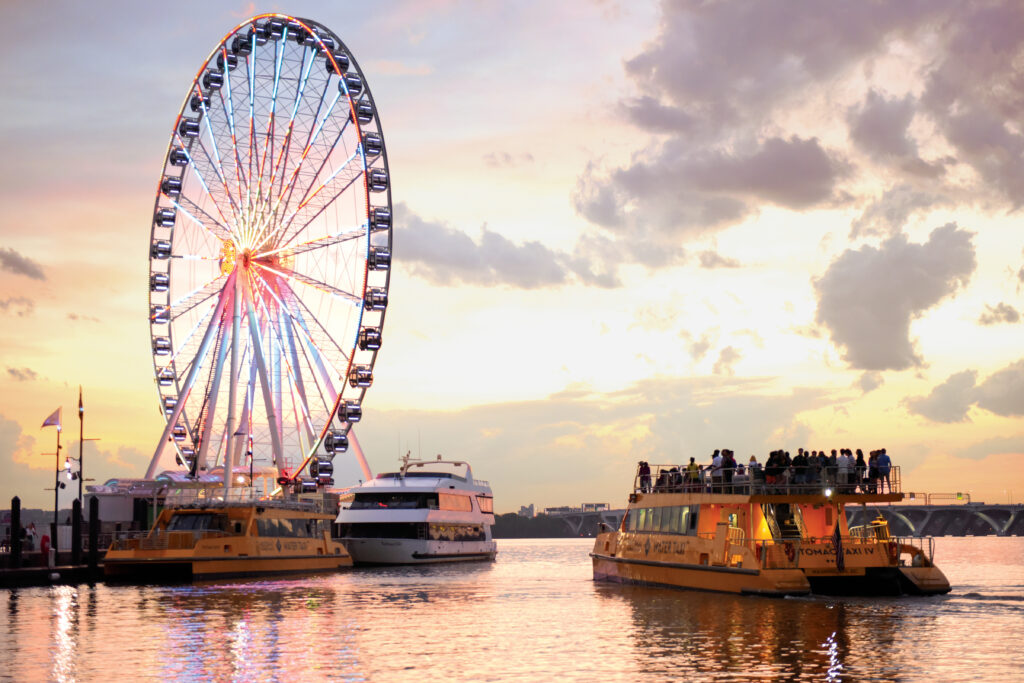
1,1,1022,513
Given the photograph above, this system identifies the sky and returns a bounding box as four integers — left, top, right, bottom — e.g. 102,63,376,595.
1,0,1022,513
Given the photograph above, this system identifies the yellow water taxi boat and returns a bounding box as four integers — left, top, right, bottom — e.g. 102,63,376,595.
104,488,352,581
591,463,951,596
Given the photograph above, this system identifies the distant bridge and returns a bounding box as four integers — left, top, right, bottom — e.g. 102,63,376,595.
546,504,1024,537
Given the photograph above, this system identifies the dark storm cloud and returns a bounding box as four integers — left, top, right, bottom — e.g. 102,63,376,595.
813,223,975,371
905,369,978,423
0,247,45,280
978,302,1020,326
396,203,618,289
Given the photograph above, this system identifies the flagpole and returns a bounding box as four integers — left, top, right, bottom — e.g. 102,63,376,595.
78,387,84,506
53,424,61,554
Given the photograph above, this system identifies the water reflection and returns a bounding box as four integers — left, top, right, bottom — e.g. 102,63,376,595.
0,538,1021,681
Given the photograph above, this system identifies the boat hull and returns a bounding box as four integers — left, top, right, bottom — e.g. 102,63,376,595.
103,553,352,582
591,552,810,596
343,538,497,565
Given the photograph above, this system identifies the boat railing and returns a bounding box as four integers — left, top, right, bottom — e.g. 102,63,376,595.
634,464,902,496
164,487,327,513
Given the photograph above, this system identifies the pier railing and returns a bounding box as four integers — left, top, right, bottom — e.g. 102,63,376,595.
634,464,902,497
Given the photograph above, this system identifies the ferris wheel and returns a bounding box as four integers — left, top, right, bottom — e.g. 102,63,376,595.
144,14,391,485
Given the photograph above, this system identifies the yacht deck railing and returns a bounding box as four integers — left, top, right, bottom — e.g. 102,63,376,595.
634,464,902,497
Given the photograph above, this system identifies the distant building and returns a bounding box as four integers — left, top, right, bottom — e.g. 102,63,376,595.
518,504,535,518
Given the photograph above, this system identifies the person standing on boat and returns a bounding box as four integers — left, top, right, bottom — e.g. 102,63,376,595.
638,461,652,493
837,449,852,493
710,450,723,493
685,457,700,492
855,449,867,493
722,450,736,492
877,448,892,493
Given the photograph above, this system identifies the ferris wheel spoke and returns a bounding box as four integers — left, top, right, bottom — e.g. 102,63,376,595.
254,226,363,261
170,274,228,319
195,313,232,471
259,89,344,245
217,46,250,210
172,196,234,243
254,262,361,304
195,90,243,224
251,269,342,406
261,45,316,219
175,132,239,226
146,270,237,478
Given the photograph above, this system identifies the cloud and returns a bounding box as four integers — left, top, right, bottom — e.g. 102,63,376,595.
858,371,884,394
978,302,1020,325
975,358,1024,417
955,434,1024,461
622,1,947,139
0,296,34,317
483,151,534,168
397,203,572,289
713,346,742,376
849,184,944,239
698,250,740,269
905,369,978,423
686,332,713,362
847,90,919,161
906,359,1024,423
813,223,976,370
919,3,1024,206
6,367,38,382
573,136,847,251
67,312,101,323
0,247,45,280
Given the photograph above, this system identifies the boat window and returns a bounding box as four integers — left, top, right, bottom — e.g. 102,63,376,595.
651,507,663,532
339,522,425,539
678,507,689,535
667,507,681,534
637,508,649,531
439,493,473,512
688,507,699,534
351,492,439,509
428,523,486,542
476,495,494,513
166,513,228,532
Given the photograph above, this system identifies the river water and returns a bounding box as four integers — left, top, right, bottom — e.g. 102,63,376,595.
1,537,1022,681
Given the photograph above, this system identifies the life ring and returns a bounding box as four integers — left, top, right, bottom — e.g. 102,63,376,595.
784,542,795,563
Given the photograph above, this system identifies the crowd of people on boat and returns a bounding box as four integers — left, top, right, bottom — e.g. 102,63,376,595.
636,447,894,495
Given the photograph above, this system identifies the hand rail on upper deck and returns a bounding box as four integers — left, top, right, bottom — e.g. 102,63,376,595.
633,463,902,497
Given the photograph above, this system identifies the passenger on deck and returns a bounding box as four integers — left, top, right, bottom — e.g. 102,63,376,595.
722,450,736,492
837,449,852,493
685,457,700,491
638,461,652,493
867,451,879,493
748,455,763,492
877,448,892,492
855,449,867,492
711,450,723,493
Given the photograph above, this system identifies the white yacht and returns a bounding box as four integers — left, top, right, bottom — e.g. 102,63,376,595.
334,454,498,564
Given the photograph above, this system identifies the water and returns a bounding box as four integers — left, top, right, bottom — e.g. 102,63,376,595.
1,537,1022,681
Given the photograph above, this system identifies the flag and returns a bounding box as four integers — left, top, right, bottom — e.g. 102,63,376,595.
41,407,62,431
832,522,845,571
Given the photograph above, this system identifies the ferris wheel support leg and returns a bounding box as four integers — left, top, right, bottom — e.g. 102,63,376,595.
243,278,286,479
223,273,243,497
282,309,316,446
232,359,257,469
348,427,373,482
196,293,233,473
145,271,237,479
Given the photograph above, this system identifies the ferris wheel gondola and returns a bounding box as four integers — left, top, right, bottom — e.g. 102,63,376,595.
144,14,391,486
